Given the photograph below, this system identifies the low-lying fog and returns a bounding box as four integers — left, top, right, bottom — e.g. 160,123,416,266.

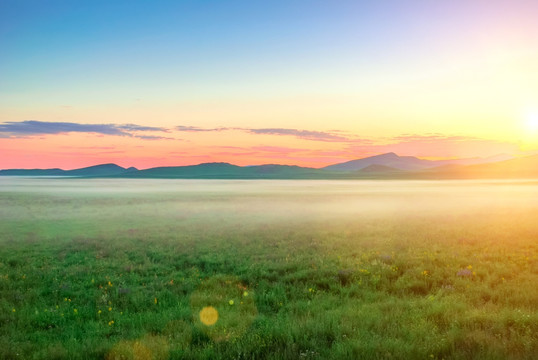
1,178,537,223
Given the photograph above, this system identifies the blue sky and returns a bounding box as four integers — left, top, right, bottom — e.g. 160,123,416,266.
1,1,537,168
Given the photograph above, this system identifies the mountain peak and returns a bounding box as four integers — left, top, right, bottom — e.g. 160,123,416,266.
323,152,433,171
375,152,399,158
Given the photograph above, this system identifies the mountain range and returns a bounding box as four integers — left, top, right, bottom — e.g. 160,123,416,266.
1,153,537,179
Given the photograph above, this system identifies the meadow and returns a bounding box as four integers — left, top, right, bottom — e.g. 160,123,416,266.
0,178,537,359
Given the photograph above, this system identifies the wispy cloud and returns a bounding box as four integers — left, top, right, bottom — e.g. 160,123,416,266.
175,125,366,142
246,128,348,142
346,134,519,159
392,134,477,142
135,135,176,140
176,125,229,132
118,124,169,132
0,120,171,140
0,121,125,136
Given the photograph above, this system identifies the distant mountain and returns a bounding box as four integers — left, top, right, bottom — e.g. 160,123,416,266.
1,154,536,179
357,164,403,173
0,168,65,176
123,163,244,178
120,162,327,179
65,163,132,177
435,153,514,166
323,152,439,171
0,163,135,177
424,155,538,179
323,152,516,171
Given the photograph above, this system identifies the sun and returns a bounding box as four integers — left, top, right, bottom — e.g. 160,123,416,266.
525,112,538,132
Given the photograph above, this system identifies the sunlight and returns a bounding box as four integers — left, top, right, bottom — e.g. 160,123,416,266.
525,112,538,132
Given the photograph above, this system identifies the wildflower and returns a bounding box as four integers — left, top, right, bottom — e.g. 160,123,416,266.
98,310,102,314
422,270,429,276
243,291,249,297
467,265,472,270
108,320,114,326
74,309,78,314
457,269,472,277
64,298,67,302
108,307,112,312
154,298,158,305
229,299,234,305
108,281,112,287
12,308,16,312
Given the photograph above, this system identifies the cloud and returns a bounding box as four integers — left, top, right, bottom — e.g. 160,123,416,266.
391,134,477,142
175,125,366,142
0,120,170,139
118,124,169,132
134,135,176,140
246,128,349,142
346,134,520,159
0,120,125,136
176,125,229,132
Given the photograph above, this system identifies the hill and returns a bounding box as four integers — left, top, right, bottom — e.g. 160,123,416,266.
323,152,439,171
423,155,538,179
1,154,536,179
0,164,135,177
119,162,328,179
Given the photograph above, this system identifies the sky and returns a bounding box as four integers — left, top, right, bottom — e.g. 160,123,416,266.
1,0,538,169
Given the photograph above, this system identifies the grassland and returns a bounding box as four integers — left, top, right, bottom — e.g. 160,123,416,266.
0,178,537,359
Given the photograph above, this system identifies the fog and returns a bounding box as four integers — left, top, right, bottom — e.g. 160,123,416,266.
1,178,537,225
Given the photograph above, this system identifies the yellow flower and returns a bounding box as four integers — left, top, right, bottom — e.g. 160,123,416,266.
154,298,158,304
467,265,472,270
12,308,15,312
108,307,112,312
422,270,429,276
108,320,114,326
74,309,78,314
108,281,112,287
229,300,234,305
98,310,102,314
243,291,249,297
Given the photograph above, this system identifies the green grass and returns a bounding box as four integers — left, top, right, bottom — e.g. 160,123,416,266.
0,179,537,359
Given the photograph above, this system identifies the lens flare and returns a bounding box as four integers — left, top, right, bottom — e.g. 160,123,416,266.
191,275,257,342
199,306,219,326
